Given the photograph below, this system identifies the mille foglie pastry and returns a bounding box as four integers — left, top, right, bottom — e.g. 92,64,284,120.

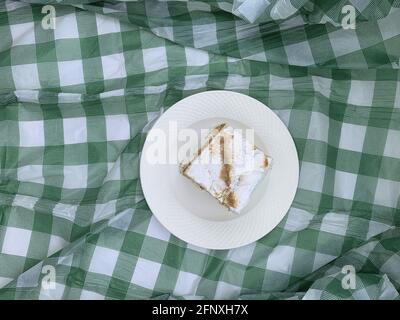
180,123,271,213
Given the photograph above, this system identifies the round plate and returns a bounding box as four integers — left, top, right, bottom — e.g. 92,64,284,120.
140,91,299,250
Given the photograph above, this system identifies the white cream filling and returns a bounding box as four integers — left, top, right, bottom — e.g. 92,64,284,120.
182,124,271,214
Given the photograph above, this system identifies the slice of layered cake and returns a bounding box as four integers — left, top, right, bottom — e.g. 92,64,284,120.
180,123,272,214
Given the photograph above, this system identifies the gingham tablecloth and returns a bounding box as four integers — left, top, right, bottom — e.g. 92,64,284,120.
0,0,399,300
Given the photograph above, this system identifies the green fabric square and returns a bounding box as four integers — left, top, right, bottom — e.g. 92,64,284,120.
36,42,57,63
80,36,100,59
56,39,82,61
121,231,144,257
27,231,50,259
296,229,319,251
0,50,11,67
11,45,36,64
162,243,184,269
88,142,108,163
99,34,123,56
107,277,130,299
202,256,225,281
242,266,265,291
33,213,53,234
359,153,382,177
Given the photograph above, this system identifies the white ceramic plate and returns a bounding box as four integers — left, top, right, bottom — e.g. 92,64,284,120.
140,91,299,249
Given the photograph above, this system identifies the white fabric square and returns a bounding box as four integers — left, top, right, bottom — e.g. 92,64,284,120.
58,60,84,87
105,114,130,141
285,41,315,66
12,194,38,210
10,22,35,45
227,242,256,265
244,51,267,61
378,10,399,41
347,80,375,106
89,246,119,276
16,262,41,288
17,165,44,184
96,13,120,35
80,289,105,300
173,271,200,296
19,120,44,147
15,90,39,103
374,178,400,208
12,64,40,89
104,160,121,182
312,76,332,98
144,84,167,94
108,208,132,231
93,200,117,223
5,0,28,11
53,203,78,221
276,109,291,126
63,117,87,145
142,47,168,72
101,53,126,80
320,212,349,236
312,252,336,271
187,1,211,12
303,289,323,300
380,254,400,284
225,74,251,89
185,47,209,66
227,56,240,63
152,26,174,41
186,243,210,255
54,13,79,40
48,235,68,256
39,283,65,300
214,281,241,299
131,258,161,290
334,170,357,200
58,93,82,103
353,288,371,299
284,208,313,232
307,112,329,142
99,89,124,99
328,29,361,58
384,129,400,159
349,0,370,11
339,123,366,152
299,161,326,193
0,277,13,289
63,165,88,189
396,81,400,109
58,253,73,267
193,23,218,48
366,220,391,239
269,74,293,90
2,227,31,257
266,245,295,274
270,1,297,19
146,216,170,241
103,1,127,14
183,74,208,90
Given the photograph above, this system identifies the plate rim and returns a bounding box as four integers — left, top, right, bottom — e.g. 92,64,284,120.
140,90,299,249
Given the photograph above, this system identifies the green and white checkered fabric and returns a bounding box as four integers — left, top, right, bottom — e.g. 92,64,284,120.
0,0,399,300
